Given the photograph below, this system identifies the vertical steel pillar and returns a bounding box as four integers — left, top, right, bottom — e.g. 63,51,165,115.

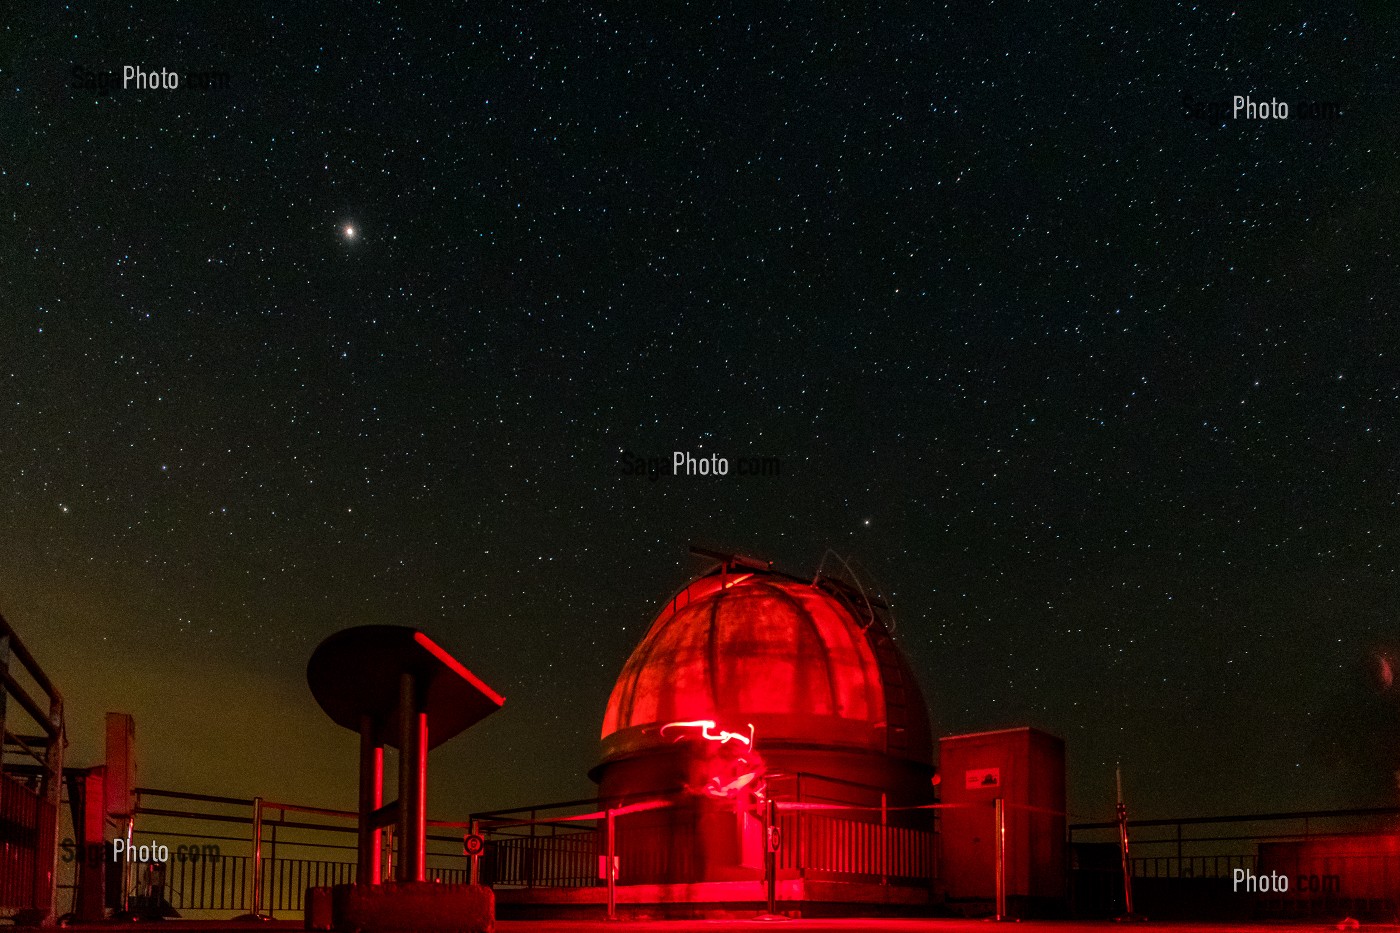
1116,765,1135,917
397,672,427,883
1117,801,1134,916
357,715,383,885
122,815,134,915
39,694,63,923
765,796,778,916
249,797,264,917
605,809,617,921
994,797,1007,921
468,820,481,886
880,791,889,885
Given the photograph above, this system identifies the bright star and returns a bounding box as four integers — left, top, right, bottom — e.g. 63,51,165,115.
343,224,357,241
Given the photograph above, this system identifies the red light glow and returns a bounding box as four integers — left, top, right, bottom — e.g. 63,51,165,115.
660,719,755,747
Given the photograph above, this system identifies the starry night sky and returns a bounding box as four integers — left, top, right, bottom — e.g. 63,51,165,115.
5,4,1398,824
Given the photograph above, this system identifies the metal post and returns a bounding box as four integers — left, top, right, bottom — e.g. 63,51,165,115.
880,791,889,885
605,808,617,922
469,820,481,886
122,815,135,915
528,808,537,888
765,796,778,916
795,773,804,878
397,672,427,883
41,694,63,924
1117,801,1134,916
250,796,264,917
357,715,383,885
0,633,10,787
1116,765,1135,918
994,797,1007,921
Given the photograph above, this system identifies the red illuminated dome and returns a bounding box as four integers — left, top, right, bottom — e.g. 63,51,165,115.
594,561,934,798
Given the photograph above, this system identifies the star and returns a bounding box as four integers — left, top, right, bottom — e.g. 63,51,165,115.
342,224,357,241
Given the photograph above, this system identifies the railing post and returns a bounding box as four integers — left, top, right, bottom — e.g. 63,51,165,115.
795,773,805,878
605,808,617,922
122,815,135,916
469,820,481,886
528,808,537,889
765,796,778,916
250,796,264,917
41,694,63,924
994,797,1006,921
880,792,889,885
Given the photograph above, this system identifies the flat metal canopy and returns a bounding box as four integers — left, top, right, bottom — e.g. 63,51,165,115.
307,625,505,750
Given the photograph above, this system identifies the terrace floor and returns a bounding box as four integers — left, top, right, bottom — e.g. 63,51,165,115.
55,921,1399,933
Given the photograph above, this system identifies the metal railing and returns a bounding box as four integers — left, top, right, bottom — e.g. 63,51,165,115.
1069,806,1400,920
126,788,474,918
0,612,66,923
472,772,939,891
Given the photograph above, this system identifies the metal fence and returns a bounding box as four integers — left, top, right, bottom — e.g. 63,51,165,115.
125,789,473,918
0,612,65,923
1070,806,1400,921
474,773,938,890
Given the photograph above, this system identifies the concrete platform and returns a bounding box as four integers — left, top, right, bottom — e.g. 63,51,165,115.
497,878,929,918
53,920,1400,932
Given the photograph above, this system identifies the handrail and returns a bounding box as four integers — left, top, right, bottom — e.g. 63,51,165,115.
470,769,922,821
0,668,58,738
135,787,254,806
0,614,58,700
1070,806,1400,832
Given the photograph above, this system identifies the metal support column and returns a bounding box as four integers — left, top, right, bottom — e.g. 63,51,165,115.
765,796,778,916
397,672,428,882
605,808,617,922
357,715,383,885
249,797,264,917
994,797,1007,921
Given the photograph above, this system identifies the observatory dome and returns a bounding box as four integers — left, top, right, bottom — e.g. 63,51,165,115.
595,564,934,794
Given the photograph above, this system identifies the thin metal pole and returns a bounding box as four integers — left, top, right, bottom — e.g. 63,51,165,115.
1116,765,1134,917
250,796,264,917
469,820,481,886
122,815,135,915
765,796,778,915
994,797,1006,921
795,773,804,878
880,792,889,885
1117,802,1134,915
605,808,617,921
42,694,63,924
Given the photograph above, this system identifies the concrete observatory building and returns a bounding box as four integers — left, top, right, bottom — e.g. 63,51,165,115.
590,552,936,887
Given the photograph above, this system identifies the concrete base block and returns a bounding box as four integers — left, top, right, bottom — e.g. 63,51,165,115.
306,882,495,933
